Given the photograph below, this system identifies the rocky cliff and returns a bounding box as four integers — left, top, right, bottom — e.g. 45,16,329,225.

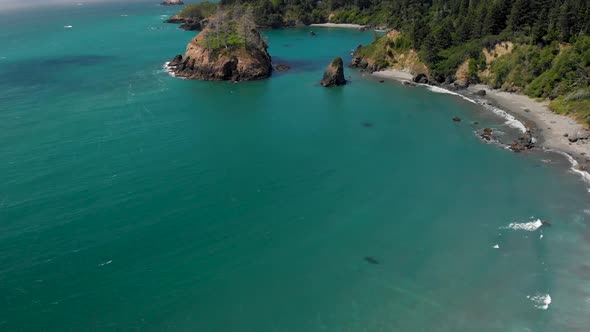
167,24,272,81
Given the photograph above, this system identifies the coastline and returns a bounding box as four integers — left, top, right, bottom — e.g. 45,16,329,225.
372,69,590,183
309,23,365,29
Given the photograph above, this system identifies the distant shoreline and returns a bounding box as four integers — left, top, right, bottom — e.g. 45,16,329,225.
309,23,365,29
371,68,590,184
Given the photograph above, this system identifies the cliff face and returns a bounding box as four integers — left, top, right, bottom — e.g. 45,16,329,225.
321,57,346,87
351,30,429,76
167,26,272,81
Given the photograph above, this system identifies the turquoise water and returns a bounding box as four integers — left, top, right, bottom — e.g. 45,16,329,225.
2,2,590,331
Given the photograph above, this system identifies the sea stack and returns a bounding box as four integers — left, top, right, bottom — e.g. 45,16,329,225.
321,57,346,87
167,9,272,81
161,0,184,6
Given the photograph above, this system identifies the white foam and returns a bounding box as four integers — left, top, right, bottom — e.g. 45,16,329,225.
120,14,128,17
64,25,73,29
549,149,590,184
504,219,544,231
527,294,552,310
424,85,527,133
493,244,500,249
162,62,176,77
98,260,112,266
540,234,544,239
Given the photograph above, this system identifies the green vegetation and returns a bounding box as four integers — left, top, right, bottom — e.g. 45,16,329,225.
202,6,266,52
177,1,217,19
178,0,589,123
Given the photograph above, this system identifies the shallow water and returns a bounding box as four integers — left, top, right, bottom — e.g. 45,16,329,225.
1,2,590,331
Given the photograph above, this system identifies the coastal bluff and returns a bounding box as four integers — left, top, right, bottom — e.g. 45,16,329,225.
167,11,272,81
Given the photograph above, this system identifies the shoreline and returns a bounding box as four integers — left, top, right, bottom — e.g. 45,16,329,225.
371,69,590,184
309,23,365,29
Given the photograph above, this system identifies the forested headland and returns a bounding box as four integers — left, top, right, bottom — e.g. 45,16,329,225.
171,0,590,123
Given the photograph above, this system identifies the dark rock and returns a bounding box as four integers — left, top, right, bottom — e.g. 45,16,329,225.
350,56,362,67
320,57,346,87
452,117,461,122
481,128,494,141
510,130,535,152
274,64,290,71
364,257,379,264
524,108,531,113
358,26,367,32
402,80,416,87
169,54,183,67
362,122,373,128
453,80,469,90
165,14,206,31
379,80,385,83
475,89,486,96
412,73,429,84
309,31,316,36
541,221,552,227
161,0,184,5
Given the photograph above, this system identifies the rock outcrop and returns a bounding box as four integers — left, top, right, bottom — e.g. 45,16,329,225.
412,73,429,84
167,22,272,81
165,14,205,31
510,131,535,152
161,0,184,5
321,57,346,87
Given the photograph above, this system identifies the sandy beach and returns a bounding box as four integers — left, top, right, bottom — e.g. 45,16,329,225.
467,85,590,169
371,69,590,176
309,23,366,29
372,69,413,82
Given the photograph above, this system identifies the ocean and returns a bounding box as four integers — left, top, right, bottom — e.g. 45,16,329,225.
1,1,590,331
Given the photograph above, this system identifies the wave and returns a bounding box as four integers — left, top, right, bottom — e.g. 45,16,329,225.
503,219,544,231
527,294,552,310
425,85,527,133
162,62,176,77
548,149,590,185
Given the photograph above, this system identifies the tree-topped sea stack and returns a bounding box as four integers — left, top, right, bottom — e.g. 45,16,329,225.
167,7,272,81
320,57,346,87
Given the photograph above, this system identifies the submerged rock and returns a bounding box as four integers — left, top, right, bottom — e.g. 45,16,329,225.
364,257,379,264
274,64,290,72
320,57,346,87
452,117,462,122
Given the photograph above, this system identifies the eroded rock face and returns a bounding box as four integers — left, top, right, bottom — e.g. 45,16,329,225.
412,73,429,84
321,57,346,87
167,27,272,81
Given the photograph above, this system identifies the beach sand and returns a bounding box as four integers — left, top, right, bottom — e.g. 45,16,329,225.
371,69,590,176
467,85,590,169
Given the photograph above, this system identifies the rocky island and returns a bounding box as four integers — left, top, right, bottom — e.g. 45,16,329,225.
321,57,346,87
167,8,272,81
161,0,184,6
